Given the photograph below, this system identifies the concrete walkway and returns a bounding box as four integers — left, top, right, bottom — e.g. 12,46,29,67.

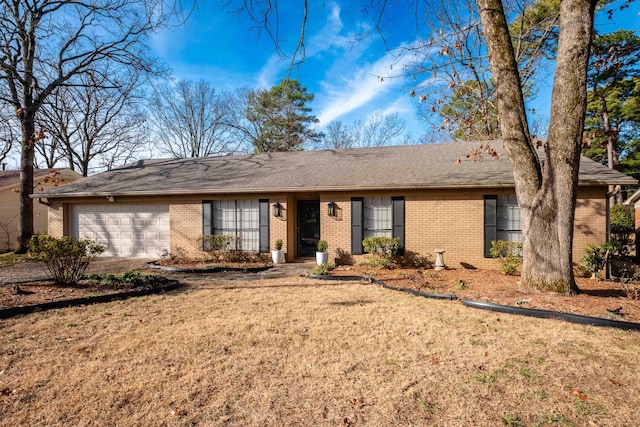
163,261,317,282
1,258,317,285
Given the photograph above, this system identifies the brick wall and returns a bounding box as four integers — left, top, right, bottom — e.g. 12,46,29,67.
47,201,65,238
167,194,290,259
318,187,607,269
46,186,609,268
170,200,202,258
573,187,607,258
319,194,352,264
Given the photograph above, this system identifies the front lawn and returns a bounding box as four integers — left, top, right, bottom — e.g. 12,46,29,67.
1,278,639,426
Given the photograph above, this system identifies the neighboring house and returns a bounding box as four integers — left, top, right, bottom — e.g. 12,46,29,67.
623,188,640,257
37,142,636,268
0,168,82,252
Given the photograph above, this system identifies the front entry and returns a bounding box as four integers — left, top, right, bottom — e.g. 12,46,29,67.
297,200,320,257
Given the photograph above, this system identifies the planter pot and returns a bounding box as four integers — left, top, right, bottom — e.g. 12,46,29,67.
316,251,329,266
272,250,284,264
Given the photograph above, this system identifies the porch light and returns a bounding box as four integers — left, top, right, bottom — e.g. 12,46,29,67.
327,201,336,217
272,202,281,217
106,196,115,202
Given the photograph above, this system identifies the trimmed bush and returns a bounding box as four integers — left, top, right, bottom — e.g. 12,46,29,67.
490,240,522,275
362,237,400,260
361,236,400,269
581,243,611,278
199,234,231,252
29,235,105,285
317,240,328,252
610,205,634,256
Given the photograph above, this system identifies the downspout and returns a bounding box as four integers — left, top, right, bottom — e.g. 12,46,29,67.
605,186,620,280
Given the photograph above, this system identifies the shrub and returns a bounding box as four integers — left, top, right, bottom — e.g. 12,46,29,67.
29,235,105,285
489,240,522,275
317,240,328,252
274,239,283,251
621,282,640,300
122,270,144,286
199,234,231,252
610,204,635,256
361,256,393,269
308,263,335,276
581,244,608,278
362,236,400,260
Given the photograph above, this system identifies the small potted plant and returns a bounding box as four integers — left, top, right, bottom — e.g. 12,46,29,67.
316,239,329,266
272,239,284,264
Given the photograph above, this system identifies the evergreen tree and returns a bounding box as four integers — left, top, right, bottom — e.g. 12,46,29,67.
245,79,322,152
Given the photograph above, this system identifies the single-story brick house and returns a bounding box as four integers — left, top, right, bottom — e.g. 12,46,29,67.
36,142,636,268
0,167,81,252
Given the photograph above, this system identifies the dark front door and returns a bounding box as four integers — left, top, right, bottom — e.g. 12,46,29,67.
297,200,320,257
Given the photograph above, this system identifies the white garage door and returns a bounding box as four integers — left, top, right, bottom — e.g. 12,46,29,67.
71,203,170,257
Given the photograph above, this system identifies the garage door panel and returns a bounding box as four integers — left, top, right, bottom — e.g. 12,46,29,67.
71,203,170,258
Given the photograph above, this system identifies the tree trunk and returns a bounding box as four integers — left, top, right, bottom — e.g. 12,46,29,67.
17,111,35,253
477,0,596,294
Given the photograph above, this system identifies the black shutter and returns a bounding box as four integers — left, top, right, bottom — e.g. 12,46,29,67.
392,197,405,255
484,195,497,257
351,197,364,255
259,199,269,253
202,200,212,251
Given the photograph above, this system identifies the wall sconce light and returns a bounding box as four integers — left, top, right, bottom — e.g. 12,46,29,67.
107,196,115,202
327,201,336,217
272,202,281,217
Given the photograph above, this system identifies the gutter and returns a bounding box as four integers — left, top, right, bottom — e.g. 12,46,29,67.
32,181,636,200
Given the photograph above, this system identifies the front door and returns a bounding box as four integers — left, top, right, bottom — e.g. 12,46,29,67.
297,200,320,257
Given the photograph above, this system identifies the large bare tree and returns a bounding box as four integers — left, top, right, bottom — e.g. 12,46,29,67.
321,113,407,149
149,80,243,158
0,0,182,252
36,65,148,176
0,106,17,166
476,0,596,293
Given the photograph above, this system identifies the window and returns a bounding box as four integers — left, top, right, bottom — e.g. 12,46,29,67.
351,196,404,255
484,194,522,257
497,194,521,242
363,197,392,239
203,199,269,252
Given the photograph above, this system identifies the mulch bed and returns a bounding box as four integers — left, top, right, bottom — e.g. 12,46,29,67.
330,265,640,323
0,280,182,318
3,259,639,324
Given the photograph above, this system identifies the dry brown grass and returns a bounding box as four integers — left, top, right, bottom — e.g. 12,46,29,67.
1,277,639,426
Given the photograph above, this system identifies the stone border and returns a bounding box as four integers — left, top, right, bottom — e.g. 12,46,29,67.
0,281,183,320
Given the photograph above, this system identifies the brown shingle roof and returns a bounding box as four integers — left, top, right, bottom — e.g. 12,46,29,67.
0,168,81,192
37,142,637,198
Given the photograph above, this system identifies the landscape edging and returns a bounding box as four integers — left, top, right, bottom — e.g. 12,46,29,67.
461,299,640,331
308,274,640,331
307,274,458,300
0,281,183,320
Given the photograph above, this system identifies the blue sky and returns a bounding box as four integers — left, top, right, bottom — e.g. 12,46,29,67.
150,1,639,142
150,1,433,140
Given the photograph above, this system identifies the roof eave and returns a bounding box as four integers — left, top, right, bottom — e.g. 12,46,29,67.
34,180,632,199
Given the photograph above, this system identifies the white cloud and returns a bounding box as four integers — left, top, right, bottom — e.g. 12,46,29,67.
255,3,351,90
315,49,405,126
256,54,287,89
